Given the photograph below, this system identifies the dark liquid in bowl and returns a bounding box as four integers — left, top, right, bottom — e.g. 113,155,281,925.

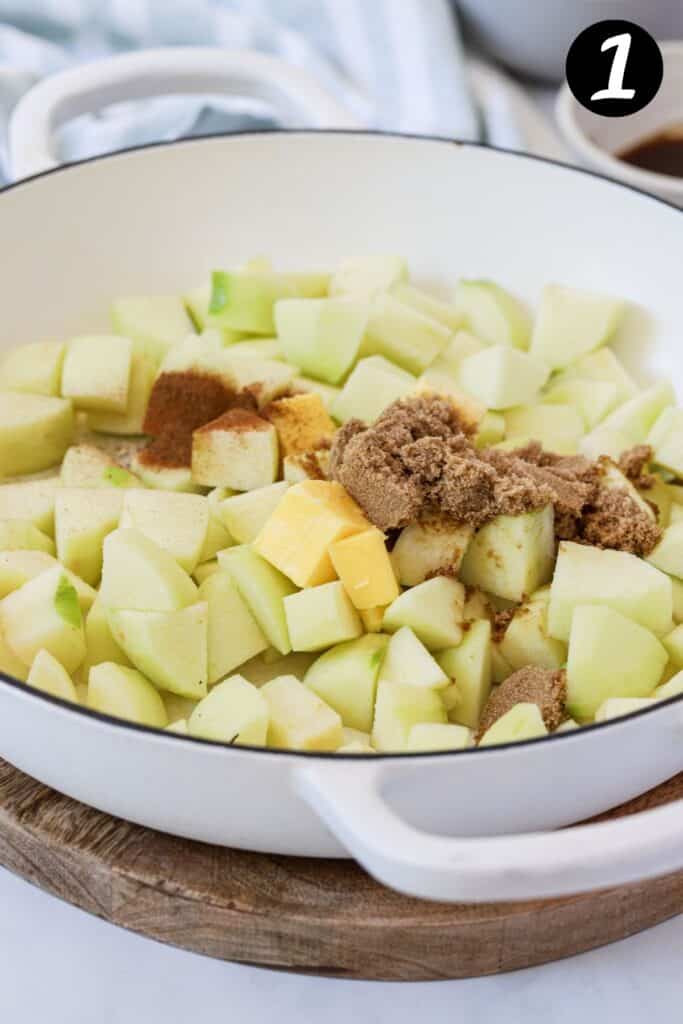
619,128,683,179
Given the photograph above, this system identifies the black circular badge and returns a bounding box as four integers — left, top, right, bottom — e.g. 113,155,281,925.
566,20,663,117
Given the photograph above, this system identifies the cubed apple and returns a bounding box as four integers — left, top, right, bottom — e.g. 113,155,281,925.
360,606,386,632
579,426,633,461
304,634,388,732
437,619,492,728
291,375,340,413
81,596,132,675
88,662,167,728
198,570,268,683
61,445,140,489
1,340,65,397
331,356,415,425
100,529,198,611
55,488,123,586
0,392,73,476
218,545,296,654
454,280,530,349
529,284,623,369
61,334,133,413
478,702,548,746
647,522,683,578
218,482,288,544
504,403,584,454
566,605,667,720
662,623,683,667
111,295,195,363
405,722,472,751
542,378,619,429
191,409,278,491
460,505,555,602
0,567,85,672
88,352,157,435
188,674,269,745
0,621,28,681
553,347,637,405
457,345,549,410
378,626,449,689
0,479,61,535
120,490,210,573
391,282,464,332
262,674,342,751
600,382,674,443
221,354,296,407
0,521,55,556
594,697,656,722
27,649,78,703
649,408,683,477
275,297,368,384
371,680,446,752
262,392,335,456
209,269,328,334
382,577,465,650
474,411,506,448
254,480,368,588
329,527,399,609
499,593,567,671
548,540,673,641
0,550,57,599
363,293,451,375
329,255,407,297
653,671,683,701
599,459,656,520
283,581,362,652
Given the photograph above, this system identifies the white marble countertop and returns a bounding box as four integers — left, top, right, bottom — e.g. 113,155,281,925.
1,862,681,1021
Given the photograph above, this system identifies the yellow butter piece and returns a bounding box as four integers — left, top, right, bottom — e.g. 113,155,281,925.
360,605,387,632
254,480,369,587
329,527,399,609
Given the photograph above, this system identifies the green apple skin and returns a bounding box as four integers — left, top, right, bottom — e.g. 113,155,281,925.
209,270,328,334
100,529,198,612
371,681,446,752
566,605,667,721
283,581,362,652
0,392,74,476
438,619,492,729
382,577,465,650
548,540,673,642
261,674,343,751
61,445,140,489
88,662,168,728
304,634,388,733
0,567,85,673
478,702,548,746
108,602,208,699
27,649,78,703
460,505,555,603
218,545,296,655
198,571,268,684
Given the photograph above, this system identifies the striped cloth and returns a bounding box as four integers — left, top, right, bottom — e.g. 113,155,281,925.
0,0,481,184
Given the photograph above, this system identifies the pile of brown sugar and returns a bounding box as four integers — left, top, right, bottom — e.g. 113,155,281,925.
138,370,257,470
329,395,661,557
475,667,567,741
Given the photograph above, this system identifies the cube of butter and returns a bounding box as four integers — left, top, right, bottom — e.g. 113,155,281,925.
263,392,335,457
253,480,369,587
329,527,399,609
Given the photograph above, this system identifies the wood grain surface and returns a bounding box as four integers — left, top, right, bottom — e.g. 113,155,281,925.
0,759,681,981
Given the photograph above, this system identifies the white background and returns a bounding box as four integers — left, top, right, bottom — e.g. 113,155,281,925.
1,865,682,1021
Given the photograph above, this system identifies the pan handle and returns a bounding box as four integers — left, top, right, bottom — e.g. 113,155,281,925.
295,760,683,902
8,46,359,181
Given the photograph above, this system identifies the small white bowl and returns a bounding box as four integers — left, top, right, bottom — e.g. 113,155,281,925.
556,40,683,206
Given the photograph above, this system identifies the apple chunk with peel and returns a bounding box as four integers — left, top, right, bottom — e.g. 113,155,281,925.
192,409,278,491
548,541,673,642
55,488,123,586
566,605,667,721
372,681,446,752
100,529,198,612
198,571,268,684
382,577,465,650
457,345,549,410
478,703,548,746
108,602,208,699
120,490,209,573
460,505,555,603
61,335,133,413
529,284,623,369
189,675,269,745
0,392,73,476
0,521,55,556
27,649,78,703
454,280,530,349
378,626,449,689
275,297,368,384
209,269,329,334
284,581,362,652
390,519,473,586
218,482,288,544
304,634,388,733
1,340,65,397
88,662,168,728
0,567,85,673
218,545,296,655
331,356,415,425
437,619,492,728
329,527,399,609
61,445,139,489
262,675,343,751
406,722,472,751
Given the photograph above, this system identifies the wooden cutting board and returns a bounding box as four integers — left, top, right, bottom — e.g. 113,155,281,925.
0,758,681,981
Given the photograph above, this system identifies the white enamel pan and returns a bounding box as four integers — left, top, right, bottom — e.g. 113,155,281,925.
2,48,683,903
